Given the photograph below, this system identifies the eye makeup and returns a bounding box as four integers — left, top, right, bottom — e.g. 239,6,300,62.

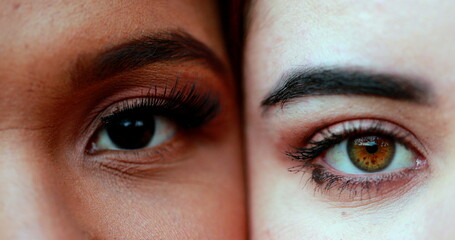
76,74,225,178
87,80,220,149
287,119,429,202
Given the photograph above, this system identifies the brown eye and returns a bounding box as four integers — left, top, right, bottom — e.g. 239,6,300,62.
320,120,417,175
88,112,176,153
104,110,156,150
347,136,395,172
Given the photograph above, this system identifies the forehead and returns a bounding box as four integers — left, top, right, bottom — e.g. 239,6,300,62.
0,0,223,84
0,0,221,44
246,0,455,92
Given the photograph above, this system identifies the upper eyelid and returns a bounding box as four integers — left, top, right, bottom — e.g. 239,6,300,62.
99,95,220,127
97,83,220,124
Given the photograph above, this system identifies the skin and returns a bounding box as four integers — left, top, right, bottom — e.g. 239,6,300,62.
0,0,245,239
245,0,455,239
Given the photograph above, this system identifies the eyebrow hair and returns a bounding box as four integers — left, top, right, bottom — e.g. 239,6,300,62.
261,67,433,111
72,30,226,88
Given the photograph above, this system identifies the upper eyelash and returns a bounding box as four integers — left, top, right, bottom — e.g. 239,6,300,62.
287,119,413,164
101,81,221,130
286,133,343,162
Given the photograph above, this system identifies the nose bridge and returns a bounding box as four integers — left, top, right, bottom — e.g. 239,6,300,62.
0,130,85,240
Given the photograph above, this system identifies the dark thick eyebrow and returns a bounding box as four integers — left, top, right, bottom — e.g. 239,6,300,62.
261,68,433,111
72,30,225,87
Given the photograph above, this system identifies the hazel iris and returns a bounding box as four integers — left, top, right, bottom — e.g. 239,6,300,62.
347,135,395,172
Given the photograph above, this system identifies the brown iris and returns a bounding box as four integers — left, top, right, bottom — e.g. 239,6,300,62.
347,135,395,172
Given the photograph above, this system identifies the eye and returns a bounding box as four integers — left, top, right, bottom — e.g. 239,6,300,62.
288,119,428,201
325,135,415,174
85,84,220,155
88,108,176,152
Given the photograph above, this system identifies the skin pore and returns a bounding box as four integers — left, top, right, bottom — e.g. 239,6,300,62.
245,0,455,239
0,1,245,239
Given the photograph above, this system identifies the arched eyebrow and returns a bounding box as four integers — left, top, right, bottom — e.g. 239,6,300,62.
261,67,434,112
71,30,226,89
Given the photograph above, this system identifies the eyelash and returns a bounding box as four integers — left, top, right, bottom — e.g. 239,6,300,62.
86,82,220,154
101,83,220,129
287,119,427,198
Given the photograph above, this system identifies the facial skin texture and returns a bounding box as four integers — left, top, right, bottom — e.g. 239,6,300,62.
245,1,455,240
0,1,245,239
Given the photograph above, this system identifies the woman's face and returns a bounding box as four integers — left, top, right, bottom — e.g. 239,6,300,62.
245,1,455,239
0,1,244,239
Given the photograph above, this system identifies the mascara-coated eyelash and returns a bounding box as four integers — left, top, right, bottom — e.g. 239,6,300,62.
287,119,428,199
103,83,220,129
86,83,220,154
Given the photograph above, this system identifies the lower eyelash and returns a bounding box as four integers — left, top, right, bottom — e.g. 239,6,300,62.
290,164,418,199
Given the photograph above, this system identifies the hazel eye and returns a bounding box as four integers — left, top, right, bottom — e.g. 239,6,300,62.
325,134,415,174
88,109,176,152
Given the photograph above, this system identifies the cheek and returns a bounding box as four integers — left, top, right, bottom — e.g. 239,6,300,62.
418,164,455,239
59,128,244,239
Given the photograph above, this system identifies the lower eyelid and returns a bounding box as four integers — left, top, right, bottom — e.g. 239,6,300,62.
304,165,428,207
83,133,191,178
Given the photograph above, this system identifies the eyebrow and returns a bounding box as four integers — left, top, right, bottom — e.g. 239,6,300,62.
72,30,226,88
261,67,433,111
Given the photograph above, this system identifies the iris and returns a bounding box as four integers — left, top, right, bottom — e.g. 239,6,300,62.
347,136,395,172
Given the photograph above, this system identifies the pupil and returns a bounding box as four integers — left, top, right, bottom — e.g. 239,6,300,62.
106,114,155,150
365,143,379,154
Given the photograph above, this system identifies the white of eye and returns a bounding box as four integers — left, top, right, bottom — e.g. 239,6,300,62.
92,116,176,152
325,139,415,174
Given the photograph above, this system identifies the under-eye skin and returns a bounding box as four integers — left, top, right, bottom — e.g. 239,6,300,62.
86,82,220,157
288,119,428,202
